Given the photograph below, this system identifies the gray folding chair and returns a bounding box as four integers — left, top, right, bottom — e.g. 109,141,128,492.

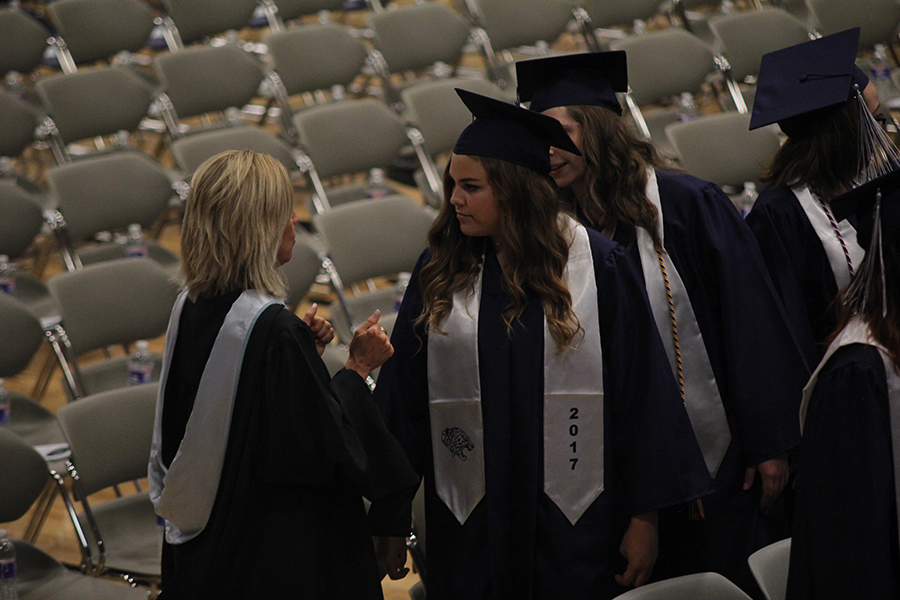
709,8,811,109
575,0,665,48
280,228,326,312
156,0,259,50
462,0,586,87
0,428,150,600
46,258,179,400
44,153,180,272
665,111,782,192
56,383,162,585
35,66,156,164
748,538,791,600
0,90,51,204
611,27,745,158
264,23,371,140
0,7,52,105
313,194,435,343
258,0,345,31
806,0,900,52
292,98,425,212
400,76,511,206
47,0,159,81
614,572,753,600
367,3,473,111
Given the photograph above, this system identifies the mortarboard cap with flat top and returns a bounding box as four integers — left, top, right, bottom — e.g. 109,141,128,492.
831,167,900,248
453,88,581,174
515,51,628,114
749,27,868,136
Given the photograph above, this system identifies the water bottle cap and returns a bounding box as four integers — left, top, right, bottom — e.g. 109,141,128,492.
0,530,6,538
136,340,150,352
0,255,7,264
128,223,142,234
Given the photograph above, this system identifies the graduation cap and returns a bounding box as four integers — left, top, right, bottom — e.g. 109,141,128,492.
749,27,868,136
453,88,581,174
515,51,628,114
831,166,900,248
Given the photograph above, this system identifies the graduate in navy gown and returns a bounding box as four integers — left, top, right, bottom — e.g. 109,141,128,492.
148,151,418,599
787,167,900,599
745,28,899,368
372,90,712,600
515,52,810,597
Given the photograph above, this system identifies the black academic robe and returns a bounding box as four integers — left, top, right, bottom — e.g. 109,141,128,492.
603,170,810,597
787,344,900,599
158,291,418,600
745,186,848,368
373,230,713,600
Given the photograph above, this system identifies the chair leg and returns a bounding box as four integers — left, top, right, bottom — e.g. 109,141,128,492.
31,350,57,401
23,478,59,543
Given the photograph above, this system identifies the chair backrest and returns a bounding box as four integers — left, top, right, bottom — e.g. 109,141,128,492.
614,572,753,600
471,0,574,53
0,180,45,260
160,0,259,47
611,28,716,105
294,99,412,180
0,8,50,79
48,0,157,67
806,0,900,51
280,229,324,310
369,3,471,74
47,258,178,356
313,195,433,284
0,293,44,378
36,67,154,147
402,77,510,158
578,0,663,29
665,111,782,189
0,428,50,523
57,383,158,497
748,538,791,600
265,24,369,97
709,8,810,82
0,91,39,160
45,153,174,242
169,125,298,176
155,44,266,122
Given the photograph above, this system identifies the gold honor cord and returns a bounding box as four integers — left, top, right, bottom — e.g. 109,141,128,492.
657,248,705,521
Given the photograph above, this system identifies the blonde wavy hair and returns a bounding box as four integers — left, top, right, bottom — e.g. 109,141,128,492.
180,150,292,301
416,154,583,353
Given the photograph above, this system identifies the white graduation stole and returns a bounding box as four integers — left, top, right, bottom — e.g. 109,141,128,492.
428,216,604,526
149,289,279,544
794,185,865,291
636,169,731,477
800,317,900,545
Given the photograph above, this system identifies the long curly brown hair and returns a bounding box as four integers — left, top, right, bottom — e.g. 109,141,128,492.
564,104,671,251
416,154,583,352
761,100,860,201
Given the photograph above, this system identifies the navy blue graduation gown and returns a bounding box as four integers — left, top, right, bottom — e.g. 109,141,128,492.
787,344,900,599
373,229,713,600
745,186,847,369
604,171,810,596
159,292,418,600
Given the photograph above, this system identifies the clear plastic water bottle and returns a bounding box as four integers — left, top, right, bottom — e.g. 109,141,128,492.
127,340,154,385
676,92,699,123
0,529,18,600
366,168,391,199
720,0,734,14
870,44,895,102
394,272,411,313
738,181,758,219
124,223,149,259
0,256,15,296
0,380,10,428
330,84,346,102
632,19,647,36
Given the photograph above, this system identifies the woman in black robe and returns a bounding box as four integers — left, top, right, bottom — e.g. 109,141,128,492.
788,168,900,599
148,150,419,599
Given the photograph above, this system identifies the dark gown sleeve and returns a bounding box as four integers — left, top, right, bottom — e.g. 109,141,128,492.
589,230,714,516
657,173,810,467
745,188,839,368
787,344,900,600
255,309,419,535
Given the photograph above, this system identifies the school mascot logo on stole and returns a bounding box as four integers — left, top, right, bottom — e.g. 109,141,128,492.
441,427,474,461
